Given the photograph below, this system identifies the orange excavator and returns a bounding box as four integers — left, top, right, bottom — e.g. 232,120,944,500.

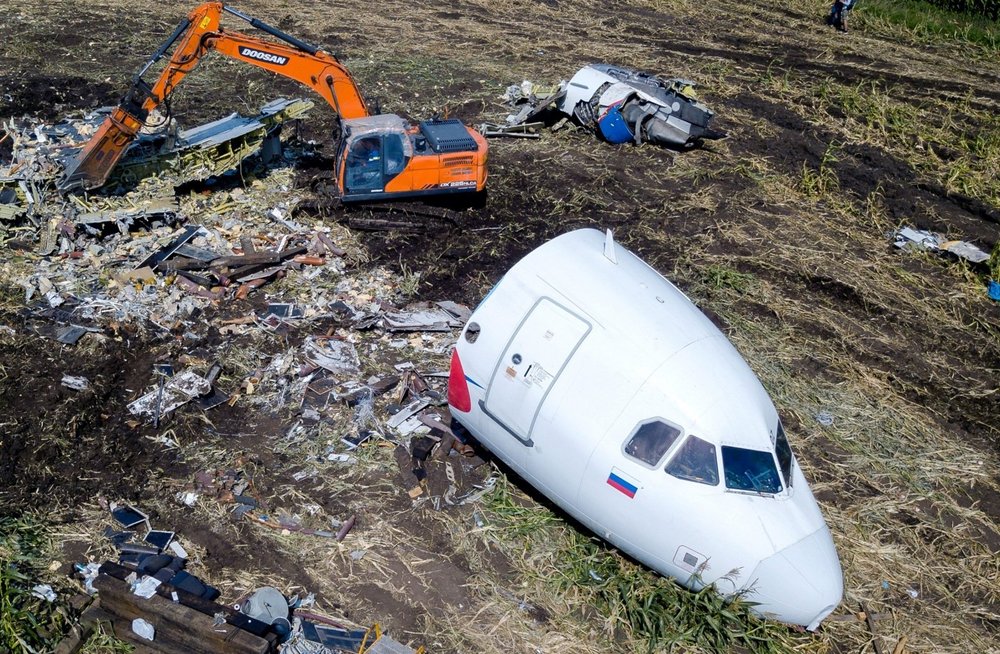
57,2,488,203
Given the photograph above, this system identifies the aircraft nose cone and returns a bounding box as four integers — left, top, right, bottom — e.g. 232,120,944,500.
745,525,843,630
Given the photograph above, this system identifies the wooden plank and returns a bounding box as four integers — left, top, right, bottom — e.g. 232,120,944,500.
80,603,188,654
94,575,271,654
861,602,885,654
52,626,87,654
159,256,211,272
210,252,281,267
52,594,99,654
97,589,255,654
98,563,273,639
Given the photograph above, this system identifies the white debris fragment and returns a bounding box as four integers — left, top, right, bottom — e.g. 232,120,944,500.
176,491,199,507
304,337,360,376
893,226,990,264
168,541,189,559
31,584,57,602
387,398,431,429
127,370,210,420
61,375,89,391
132,618,155,641
77,562,101,594
382,307,462,332
133,575,162,599
396,416,430,437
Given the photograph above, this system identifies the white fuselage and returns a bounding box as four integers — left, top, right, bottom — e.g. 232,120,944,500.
448,229,843,629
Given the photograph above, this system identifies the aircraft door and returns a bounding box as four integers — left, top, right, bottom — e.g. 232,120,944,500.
482,298,590,445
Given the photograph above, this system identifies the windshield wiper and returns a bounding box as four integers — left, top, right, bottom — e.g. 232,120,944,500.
745,471,768,496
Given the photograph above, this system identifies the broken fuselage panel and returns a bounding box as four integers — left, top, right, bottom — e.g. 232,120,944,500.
561,64,724,148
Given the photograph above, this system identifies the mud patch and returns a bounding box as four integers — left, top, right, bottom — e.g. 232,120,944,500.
0,75,115,120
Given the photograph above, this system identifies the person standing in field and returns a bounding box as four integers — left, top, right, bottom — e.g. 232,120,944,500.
827,0,854,32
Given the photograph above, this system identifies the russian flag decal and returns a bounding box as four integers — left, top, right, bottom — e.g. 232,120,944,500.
607,467,639,498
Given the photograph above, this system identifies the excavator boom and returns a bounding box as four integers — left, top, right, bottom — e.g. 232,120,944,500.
58,2,369,192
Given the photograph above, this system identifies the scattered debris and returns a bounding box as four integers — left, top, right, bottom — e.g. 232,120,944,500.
494,64,725,148
60,374,89,391
893,226,991,268
31,584,57,602
128,369,211,422
814,411,835,426
131,617,155,641
6,92,475,654
304,337,361,377
0,97,313,201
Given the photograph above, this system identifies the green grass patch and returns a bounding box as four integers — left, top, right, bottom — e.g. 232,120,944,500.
0,515,72,653
79,623,134,654
702,265,758,294
481,477,802,653
860,0,1000,49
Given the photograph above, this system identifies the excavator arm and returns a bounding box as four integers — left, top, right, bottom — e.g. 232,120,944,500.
58,2,369,192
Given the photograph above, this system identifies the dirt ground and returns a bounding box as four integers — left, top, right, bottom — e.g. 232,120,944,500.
1,0,999,653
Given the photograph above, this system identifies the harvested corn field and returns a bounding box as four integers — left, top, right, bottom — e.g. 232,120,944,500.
0,0,998,653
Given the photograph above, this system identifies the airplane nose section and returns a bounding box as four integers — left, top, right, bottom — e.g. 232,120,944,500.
745,525,843,630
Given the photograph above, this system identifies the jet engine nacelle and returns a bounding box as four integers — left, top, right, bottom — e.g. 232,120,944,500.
448,229,842,630
559,64,723,147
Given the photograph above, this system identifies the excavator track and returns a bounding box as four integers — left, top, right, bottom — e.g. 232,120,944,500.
296,195,460,232
345,204,460,232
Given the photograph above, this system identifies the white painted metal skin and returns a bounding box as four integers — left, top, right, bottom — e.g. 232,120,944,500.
562,65,677,119
449,229,843,630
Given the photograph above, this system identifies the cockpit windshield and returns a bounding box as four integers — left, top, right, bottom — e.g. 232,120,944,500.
721,446,782,494
665,435,719,486
775,423,793,488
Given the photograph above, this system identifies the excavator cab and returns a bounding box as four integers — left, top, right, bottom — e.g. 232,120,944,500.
338,115,486,202
339,114,413,198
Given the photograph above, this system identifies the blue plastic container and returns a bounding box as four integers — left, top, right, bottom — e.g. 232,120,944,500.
597,102,635,144
989,280,1000,302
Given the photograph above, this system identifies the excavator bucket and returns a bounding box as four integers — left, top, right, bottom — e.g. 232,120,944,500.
58,100,148,192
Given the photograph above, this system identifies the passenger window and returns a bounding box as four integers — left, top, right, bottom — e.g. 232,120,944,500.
624,420,681,466
665,435,719,486
775,423,793,488
721,446,782,494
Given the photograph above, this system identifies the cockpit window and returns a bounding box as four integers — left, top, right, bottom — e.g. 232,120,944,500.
665,435,719,486
624,420,681,467
775,423,793,488
722,446,782,494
